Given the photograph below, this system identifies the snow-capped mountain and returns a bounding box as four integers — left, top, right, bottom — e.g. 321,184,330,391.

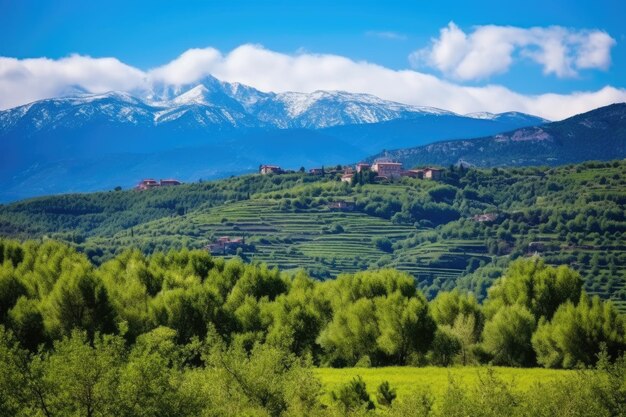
0,75,548,133
0,91,154,131
0,76,549,202
465,111,550,125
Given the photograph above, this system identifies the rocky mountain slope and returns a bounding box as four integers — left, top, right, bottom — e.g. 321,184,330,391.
369,103,626,168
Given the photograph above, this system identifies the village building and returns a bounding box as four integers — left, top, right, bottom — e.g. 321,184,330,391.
205,236,245,255
401,169,424,179
423,168,443,180
400,167,443,180
340,173,354,183
136,178,182,190
309,168,324,175
371,159,403,178
136,179,160,190
328,200,355,211
356,162,371,173
472,213,497,222
260,165,283,175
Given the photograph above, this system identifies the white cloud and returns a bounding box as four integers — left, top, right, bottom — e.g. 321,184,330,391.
366,31,407,41
0,55,146,109
0,44,625,120
148,47,221,85
413,22,616,80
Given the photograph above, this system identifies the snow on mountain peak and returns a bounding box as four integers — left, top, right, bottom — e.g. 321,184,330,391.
465,111,550,124
70,91,141,105
0,75,546,132
171,85,211,106
465,112,497,120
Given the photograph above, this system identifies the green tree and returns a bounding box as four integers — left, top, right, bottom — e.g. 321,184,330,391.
484,258,582,321
44,268,117,340
0,267,26,321
149,285,220,343
532,293,626,368
430,290,483,339
429,327,461,366
117,327,203,417
450,314,478,365
44,330,125,417
482,304,536,366
317,298,379,366
375,292,436,364
204,338,322,417
7,297,46,351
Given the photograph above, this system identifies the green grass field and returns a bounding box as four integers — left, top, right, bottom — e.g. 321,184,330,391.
314,366,576,405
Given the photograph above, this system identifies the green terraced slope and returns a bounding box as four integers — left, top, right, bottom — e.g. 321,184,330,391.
1,161,625,310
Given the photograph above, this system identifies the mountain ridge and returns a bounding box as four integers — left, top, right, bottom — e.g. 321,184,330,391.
368,103,626,168
1,75,547,131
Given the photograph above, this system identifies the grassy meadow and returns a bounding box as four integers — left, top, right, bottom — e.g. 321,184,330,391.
314,366,576,405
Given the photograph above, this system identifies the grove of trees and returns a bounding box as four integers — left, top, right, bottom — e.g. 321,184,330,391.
1,239,625,415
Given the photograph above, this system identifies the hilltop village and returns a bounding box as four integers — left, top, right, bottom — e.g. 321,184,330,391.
136,159,442,192
260,159,443,182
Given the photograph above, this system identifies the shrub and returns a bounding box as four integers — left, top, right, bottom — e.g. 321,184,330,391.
332,376,375,412
376,380,397,407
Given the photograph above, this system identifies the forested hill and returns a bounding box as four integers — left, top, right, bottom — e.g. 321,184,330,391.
369,102,626,168
1,159,625,311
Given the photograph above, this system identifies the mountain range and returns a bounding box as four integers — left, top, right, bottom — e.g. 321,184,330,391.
370,103,626,168
0,75,549,202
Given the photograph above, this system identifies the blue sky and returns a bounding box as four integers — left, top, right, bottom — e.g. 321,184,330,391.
0,0,625,119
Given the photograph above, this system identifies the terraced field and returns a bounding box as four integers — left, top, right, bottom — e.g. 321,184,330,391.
83,169,626,309
98,192,484,281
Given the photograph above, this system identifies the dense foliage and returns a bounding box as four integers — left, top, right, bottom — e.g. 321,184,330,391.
0,239,623,369
0,239,625,415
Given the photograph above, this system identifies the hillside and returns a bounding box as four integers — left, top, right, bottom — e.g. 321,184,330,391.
1,160,625,311
369,103,626,168
0,76,546,202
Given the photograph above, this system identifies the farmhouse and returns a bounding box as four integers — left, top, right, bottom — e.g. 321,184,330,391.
260,165,283,175
371,159,403,178
205,236,245,254
423,168,443,180
136,179,159,190
472,213,497,222
340,173,354,183
401,167,443,180
356,162,371,173
401,169,424,179
136,178,183,190
328,200,355,211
